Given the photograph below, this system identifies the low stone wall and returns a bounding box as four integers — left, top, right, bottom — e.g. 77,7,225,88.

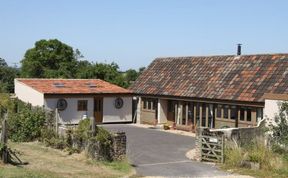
211,119,267,147
85,131,127,161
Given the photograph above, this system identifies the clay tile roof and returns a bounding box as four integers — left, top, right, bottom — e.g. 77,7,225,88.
130,54,288,102
16,79,131,94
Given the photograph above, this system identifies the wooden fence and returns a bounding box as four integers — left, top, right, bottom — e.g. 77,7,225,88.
199,128,224,163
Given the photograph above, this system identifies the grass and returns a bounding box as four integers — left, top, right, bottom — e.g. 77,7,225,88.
221,144,288,178
0,141,134,178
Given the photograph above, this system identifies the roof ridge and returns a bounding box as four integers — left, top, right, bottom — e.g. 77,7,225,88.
16,78,102,80
155,53,288,60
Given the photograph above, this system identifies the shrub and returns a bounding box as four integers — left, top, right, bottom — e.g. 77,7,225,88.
73,119,91,141
45,137,66,149
95,127,112,146
271,102,288,148
8,103,46,142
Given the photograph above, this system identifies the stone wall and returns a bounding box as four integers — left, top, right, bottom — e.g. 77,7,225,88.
85,131,127,161
212,119,266,147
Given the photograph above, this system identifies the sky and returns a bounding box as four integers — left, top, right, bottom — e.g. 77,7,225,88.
1,0,288,70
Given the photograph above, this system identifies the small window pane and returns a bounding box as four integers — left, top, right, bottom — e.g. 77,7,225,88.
230,106,238,120
223,105,229,119
217,105,222,118
188,102,194,125
78,100,88,111
152,100,157,110
247,108,252,122
240,107,245,121
143,99,147,109
148,100,152,110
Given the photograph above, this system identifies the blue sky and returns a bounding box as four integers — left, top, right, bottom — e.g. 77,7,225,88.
1,0,288,70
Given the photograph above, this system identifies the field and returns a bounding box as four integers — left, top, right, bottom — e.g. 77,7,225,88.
0,142,134,178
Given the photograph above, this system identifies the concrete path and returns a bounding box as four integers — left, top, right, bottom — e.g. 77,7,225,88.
103,124,231,178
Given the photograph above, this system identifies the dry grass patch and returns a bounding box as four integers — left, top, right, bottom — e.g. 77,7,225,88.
0,142,133,178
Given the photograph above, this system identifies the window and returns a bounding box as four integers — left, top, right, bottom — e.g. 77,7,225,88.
230,106,238,120
247,108,252,122
147,101,152,110
256,108,263,122
78,100,88,111
188,102,194,125
153,100,157,110
223,105,229,119
168,100,177,112
201,103,206,127
216,105,222,118
142,98,157,111
143,100,147,109
240,107,245,121
182,102,187,125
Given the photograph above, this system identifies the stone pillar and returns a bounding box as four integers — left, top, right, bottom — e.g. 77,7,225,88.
194,127,202,161
113,132,126,161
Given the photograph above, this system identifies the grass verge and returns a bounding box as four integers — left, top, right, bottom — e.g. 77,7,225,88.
0,141,134,178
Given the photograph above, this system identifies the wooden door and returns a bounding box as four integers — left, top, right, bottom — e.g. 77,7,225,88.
94,97,103,123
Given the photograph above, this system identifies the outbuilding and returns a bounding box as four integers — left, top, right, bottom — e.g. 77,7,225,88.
130,54,288,130
14,78,133,124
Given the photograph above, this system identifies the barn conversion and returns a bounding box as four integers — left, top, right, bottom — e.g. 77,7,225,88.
14,78,133,124
130,54,288,130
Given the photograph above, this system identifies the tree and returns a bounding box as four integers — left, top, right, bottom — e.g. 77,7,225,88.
271,102,288,147
75,61,127,87
21,39,79,78
0,58,7,67
0,58,19,93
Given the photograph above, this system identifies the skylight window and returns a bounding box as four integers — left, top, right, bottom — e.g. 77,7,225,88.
53,82,65,88
85,82,97,88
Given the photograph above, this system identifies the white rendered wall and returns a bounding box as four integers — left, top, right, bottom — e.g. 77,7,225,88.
102,97,132,123
14,79,44,106
264,99,285,125
45,97,94,124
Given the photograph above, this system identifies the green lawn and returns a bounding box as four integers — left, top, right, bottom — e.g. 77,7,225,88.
0,142,134,178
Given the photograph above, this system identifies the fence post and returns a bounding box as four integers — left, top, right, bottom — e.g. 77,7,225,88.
221,134,224,163
55,108,59,136
1,114,8,164
91,116,96,136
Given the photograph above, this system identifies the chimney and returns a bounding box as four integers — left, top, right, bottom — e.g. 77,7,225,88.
237,44,242,55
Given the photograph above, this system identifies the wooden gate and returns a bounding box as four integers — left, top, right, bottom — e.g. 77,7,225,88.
200,129,224,163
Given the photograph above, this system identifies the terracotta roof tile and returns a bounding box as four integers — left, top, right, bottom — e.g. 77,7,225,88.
17,79,131,94
130,54,288,102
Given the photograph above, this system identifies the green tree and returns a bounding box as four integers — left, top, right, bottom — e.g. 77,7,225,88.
271,102,288,147
0,58,19,93
76,61,127,87
21,39,79,78
0,58,7,67
125,69,138,82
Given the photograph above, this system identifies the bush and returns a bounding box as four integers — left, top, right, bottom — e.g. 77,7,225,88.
95,127,112,146
271,102,288,148
8,102,46,142
44,137,66,149
73,119,91,141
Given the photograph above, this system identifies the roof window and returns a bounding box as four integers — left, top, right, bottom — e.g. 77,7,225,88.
53,82,65,88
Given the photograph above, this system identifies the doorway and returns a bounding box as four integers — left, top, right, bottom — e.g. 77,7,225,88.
94,97,103,123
